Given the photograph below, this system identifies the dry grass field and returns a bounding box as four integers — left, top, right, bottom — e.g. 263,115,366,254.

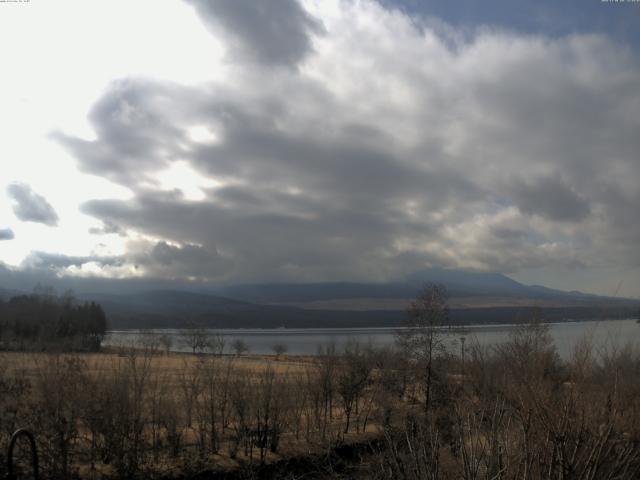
0,345,389,479
1,349,314,376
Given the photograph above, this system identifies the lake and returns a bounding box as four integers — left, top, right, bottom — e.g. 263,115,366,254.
105,318,640,359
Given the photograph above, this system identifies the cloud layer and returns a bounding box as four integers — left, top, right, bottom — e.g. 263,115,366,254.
7,183,59,226
49,0,640,285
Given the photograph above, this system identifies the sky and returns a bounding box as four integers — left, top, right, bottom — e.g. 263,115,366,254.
0,0,639,298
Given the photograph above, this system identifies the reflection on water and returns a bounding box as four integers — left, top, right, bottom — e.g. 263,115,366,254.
105,319,640,359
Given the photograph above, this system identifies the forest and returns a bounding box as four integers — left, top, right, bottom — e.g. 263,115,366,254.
0,290,108,352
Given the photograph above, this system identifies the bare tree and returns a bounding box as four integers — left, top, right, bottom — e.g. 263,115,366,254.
158,333,173,354
337,341,371,433
396,283,449,415
232,339,249,356
209,333,226,355
228,369,251,459
32,354,86,479
252,365,286,461
315,343,338,441
138,332,161,352
272,343,288,359
181,325,211,355
288,372,310,440
177,359,201,429
195,356,233,454
495,314,559,386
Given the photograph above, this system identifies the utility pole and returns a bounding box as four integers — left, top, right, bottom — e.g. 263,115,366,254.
460,336,466,385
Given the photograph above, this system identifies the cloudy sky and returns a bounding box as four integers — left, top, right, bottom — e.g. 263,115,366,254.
1,0,639,297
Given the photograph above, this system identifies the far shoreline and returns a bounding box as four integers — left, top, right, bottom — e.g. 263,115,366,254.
106,316,639,333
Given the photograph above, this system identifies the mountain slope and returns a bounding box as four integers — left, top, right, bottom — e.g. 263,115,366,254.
86,289,637,330
2,268,636,329
214,269,629,305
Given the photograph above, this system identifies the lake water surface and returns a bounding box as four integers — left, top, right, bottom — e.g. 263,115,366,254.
105,318,640,359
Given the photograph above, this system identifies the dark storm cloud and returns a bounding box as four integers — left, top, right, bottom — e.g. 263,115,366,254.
81,191,413,281
7,183,59,226
51,4,640,284
589,187,640,267
56,76,481,210
511,177,591,222
0,261,215,295
189,109,482,210
130,240,232,279
19,243,229,281
185,0,323,67
22,252,124,270
0,228,15,240
56,75,484,281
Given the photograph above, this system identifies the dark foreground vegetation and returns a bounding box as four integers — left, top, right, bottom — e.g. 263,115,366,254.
1,285,640,479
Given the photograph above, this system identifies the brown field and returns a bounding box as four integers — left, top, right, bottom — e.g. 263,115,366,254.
1,349,315,386
0,346,389,479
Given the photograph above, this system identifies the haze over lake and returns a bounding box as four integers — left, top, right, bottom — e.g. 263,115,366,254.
106,318,640,359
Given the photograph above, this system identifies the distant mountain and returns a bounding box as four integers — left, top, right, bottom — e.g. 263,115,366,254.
405,268,531,296
0,287,26,300
214,269,629,305
1,268,637,329
82,288,637,330
215,282,417,303
80,290,406,329
83,290,251,316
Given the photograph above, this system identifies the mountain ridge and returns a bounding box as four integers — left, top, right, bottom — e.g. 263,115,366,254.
2,269,637,329
213,269,629,305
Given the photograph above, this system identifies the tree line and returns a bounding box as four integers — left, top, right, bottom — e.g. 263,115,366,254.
0,289,108,351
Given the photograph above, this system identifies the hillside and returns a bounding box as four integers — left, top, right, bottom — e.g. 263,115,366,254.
83,270,637,329
3,269,636,329
214,269,630,309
